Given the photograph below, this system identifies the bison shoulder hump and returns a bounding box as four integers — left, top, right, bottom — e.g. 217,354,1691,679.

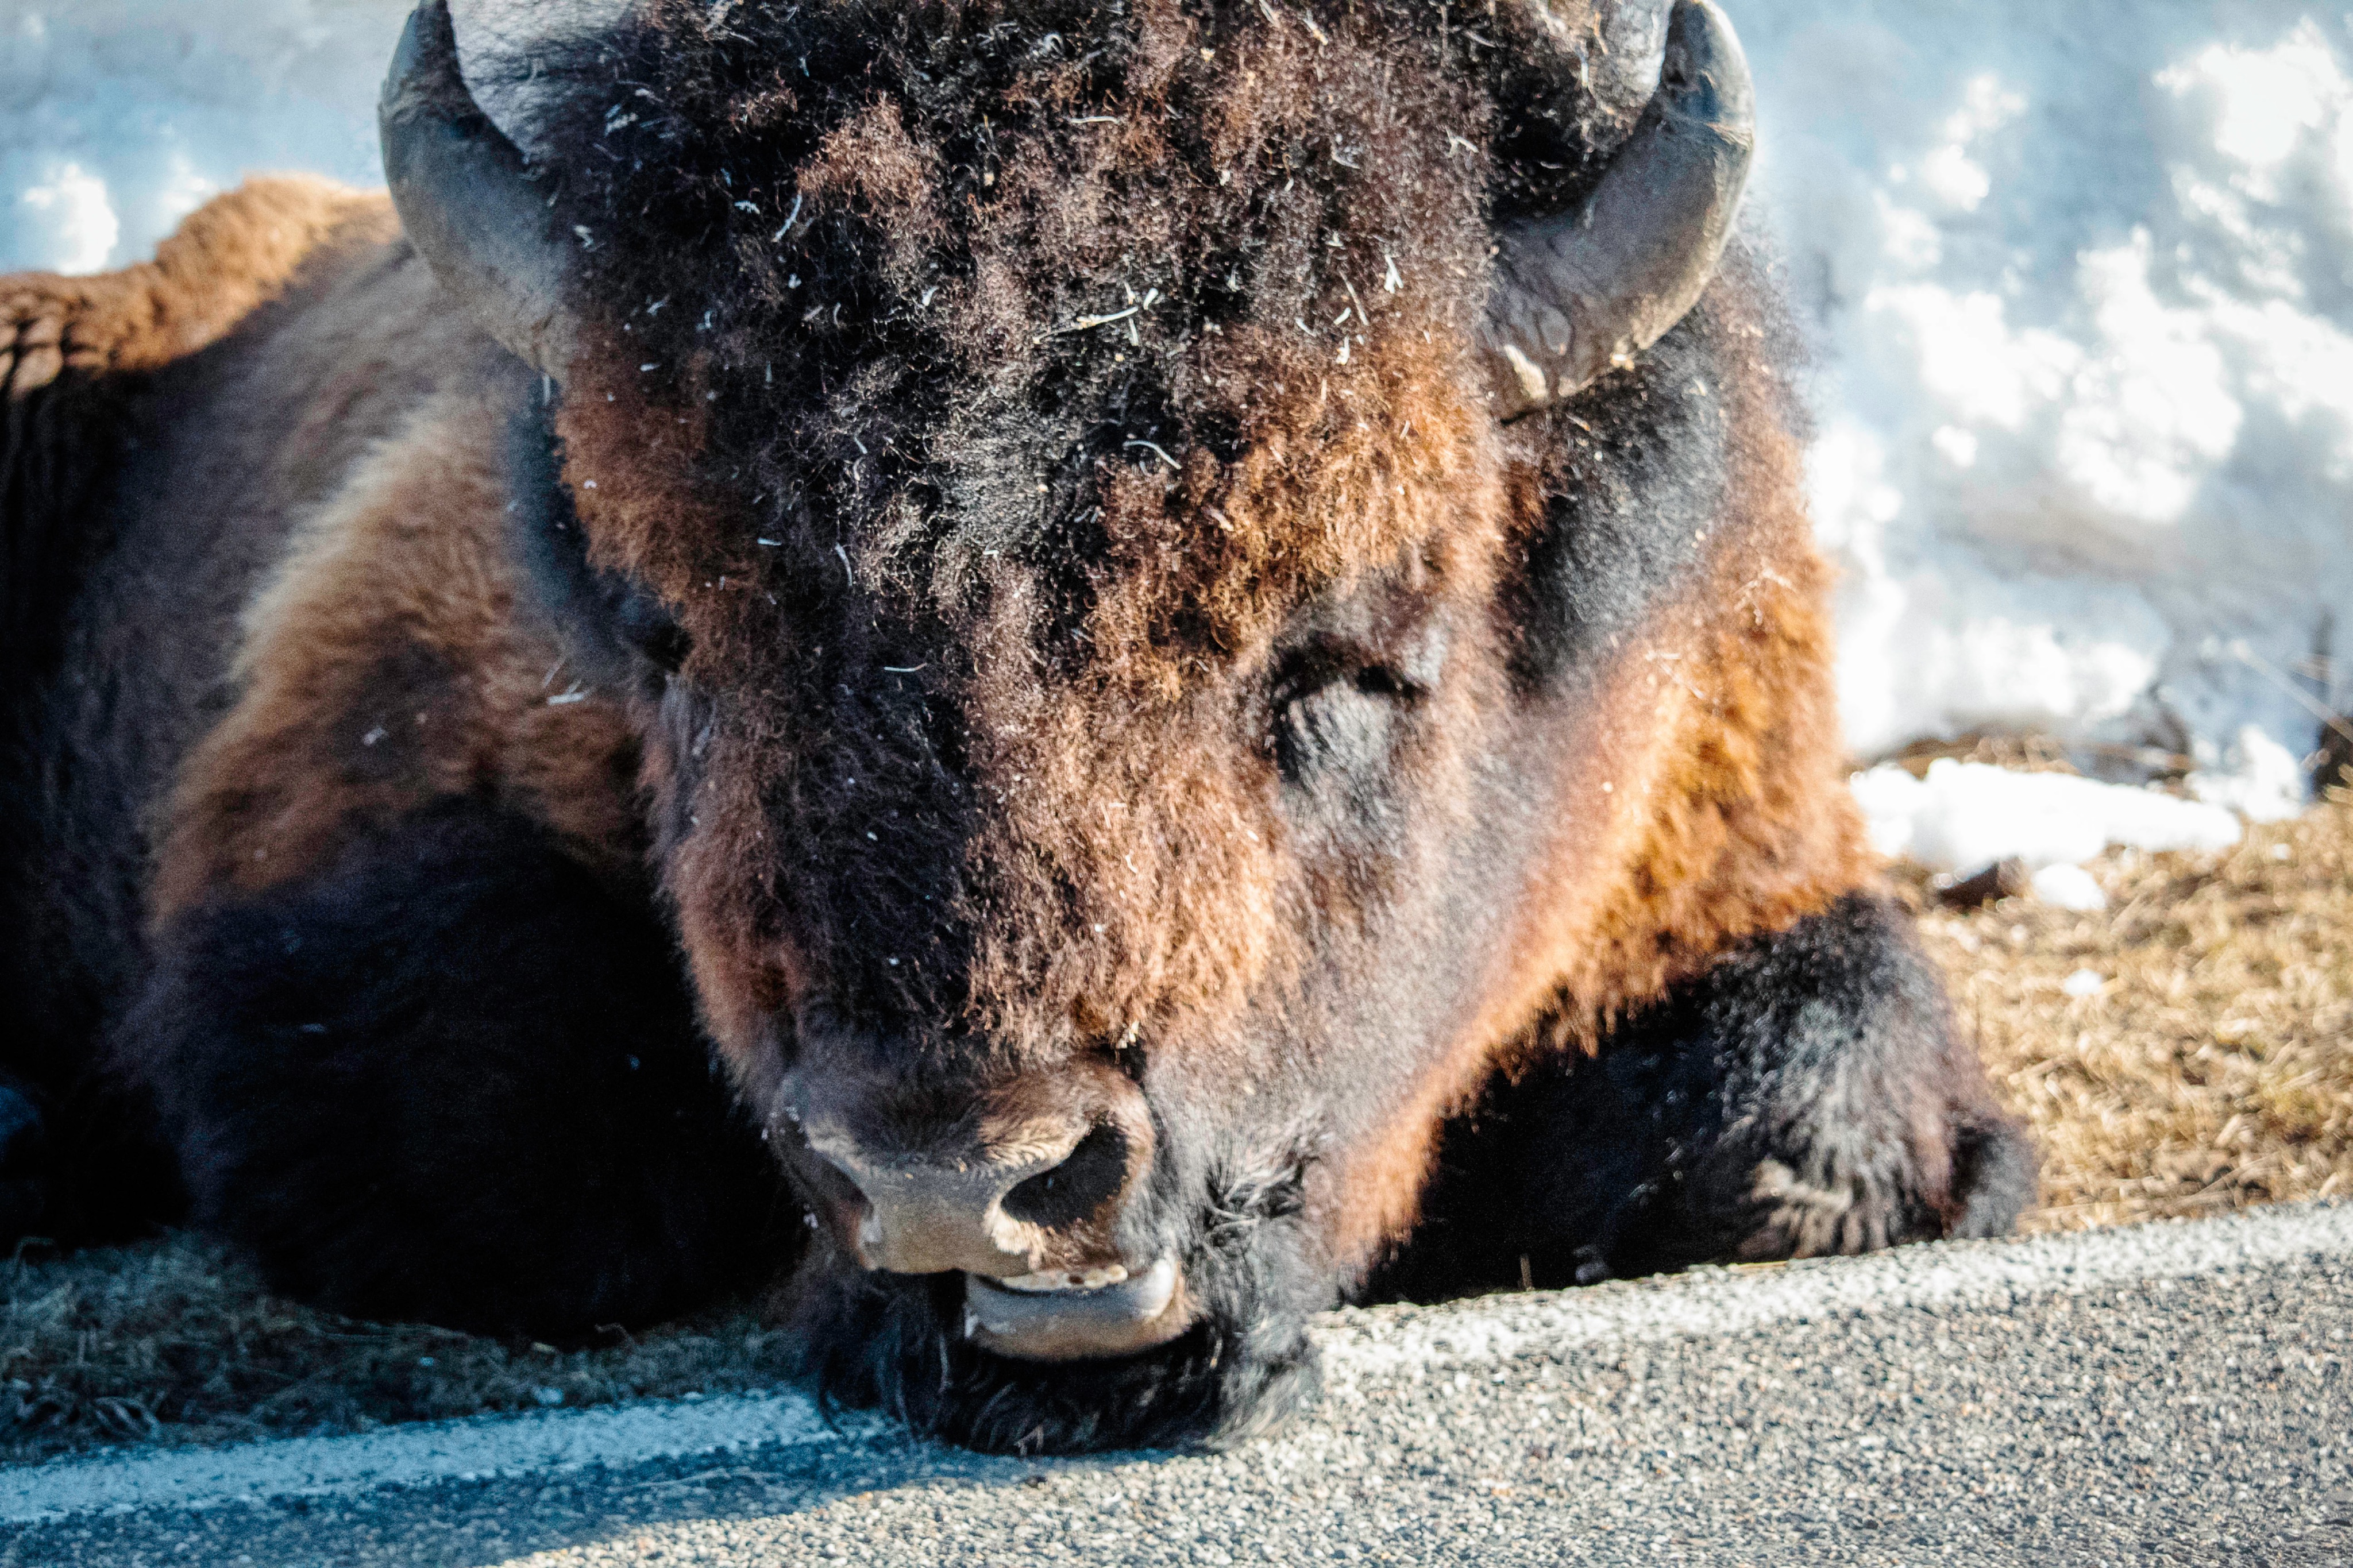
3,176,391,396
2,179,395,622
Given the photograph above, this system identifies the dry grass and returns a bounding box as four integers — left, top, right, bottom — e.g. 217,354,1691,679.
3,789,2347,1465
1885,728,2095,777
1910,785,2353,1232
0,1238,786,1465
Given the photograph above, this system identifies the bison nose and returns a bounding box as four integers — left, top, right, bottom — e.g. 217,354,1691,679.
791,1065,1195,1358
809,1111,1144,1280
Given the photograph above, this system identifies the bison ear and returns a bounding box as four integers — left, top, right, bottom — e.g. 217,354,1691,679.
380,0,585,380
1480,0,1754,420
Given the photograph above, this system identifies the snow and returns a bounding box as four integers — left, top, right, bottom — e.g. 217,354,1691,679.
2186,721,2310,822
1731,1,2353,800
2061,967,2107,997
5,0,2348,863
1853,760,2243,882
2031,865,2112,915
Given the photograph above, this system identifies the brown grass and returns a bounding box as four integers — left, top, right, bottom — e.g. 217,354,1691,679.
4,788,2348,1465
1910,785,2353,1232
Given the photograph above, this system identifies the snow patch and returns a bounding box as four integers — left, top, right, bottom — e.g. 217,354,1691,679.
1853,759,2243,876
1735,1,2353,795
2061,968,2108,997
2030,864,2109,913
2188,723,2310,822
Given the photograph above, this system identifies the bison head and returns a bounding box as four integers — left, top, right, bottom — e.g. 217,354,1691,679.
382,0,1780,1449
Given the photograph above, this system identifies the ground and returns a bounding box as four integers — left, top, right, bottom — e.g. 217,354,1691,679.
1916,785,2353,1231
4,786,2348,1466
13,1206,2351,1565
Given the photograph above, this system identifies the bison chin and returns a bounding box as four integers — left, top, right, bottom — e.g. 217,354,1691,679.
780,1174,1327,1454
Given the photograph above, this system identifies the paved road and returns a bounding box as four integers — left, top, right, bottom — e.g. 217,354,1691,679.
4,1204,2348,1566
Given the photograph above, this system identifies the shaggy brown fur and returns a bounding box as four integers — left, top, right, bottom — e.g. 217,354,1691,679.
521,0,1865,1079
152,386,645,921
0,179,383,389
0,178,418,1236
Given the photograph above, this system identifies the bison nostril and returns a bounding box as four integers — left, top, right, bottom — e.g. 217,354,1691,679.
1000,1122,1128,1231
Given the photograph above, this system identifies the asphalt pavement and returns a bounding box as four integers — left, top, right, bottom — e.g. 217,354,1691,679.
3,1202,2347,1566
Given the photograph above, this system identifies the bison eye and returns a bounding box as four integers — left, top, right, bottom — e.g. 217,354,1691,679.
1268,590,1448,812
1272,658,1421,787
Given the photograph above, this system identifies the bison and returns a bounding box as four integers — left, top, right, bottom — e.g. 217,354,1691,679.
0,0,2032,1451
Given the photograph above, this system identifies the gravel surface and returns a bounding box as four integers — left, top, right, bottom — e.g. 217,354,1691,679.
6,1206,2347,1566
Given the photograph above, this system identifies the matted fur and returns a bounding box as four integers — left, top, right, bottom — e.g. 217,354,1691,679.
530,0,1532,1059
0,178,406,1238
483,0,1913,1443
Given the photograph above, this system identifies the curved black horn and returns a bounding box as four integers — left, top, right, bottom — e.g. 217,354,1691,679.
1480,0,1755,420
380,0,581,379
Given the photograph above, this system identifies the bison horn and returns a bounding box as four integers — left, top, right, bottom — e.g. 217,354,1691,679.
1480,0,1755,420
380,0,583,380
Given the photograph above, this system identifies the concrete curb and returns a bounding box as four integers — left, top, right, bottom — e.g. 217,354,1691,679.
1315,1196,2353,1381
3,1200,2346,1526
0,1392,863,1525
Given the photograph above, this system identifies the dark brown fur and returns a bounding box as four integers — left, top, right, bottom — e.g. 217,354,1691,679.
0,178,422,1237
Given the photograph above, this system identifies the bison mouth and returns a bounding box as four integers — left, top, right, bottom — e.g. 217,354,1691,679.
962,1256,1191,1361
786,1173,1324,1453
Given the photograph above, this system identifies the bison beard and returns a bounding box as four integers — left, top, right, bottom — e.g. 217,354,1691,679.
787,1162,1328,1452
0,0,2035,1455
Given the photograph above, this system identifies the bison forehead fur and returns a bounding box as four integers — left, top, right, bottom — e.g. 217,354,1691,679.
527,0,1797,1037
0,0,2033,1458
